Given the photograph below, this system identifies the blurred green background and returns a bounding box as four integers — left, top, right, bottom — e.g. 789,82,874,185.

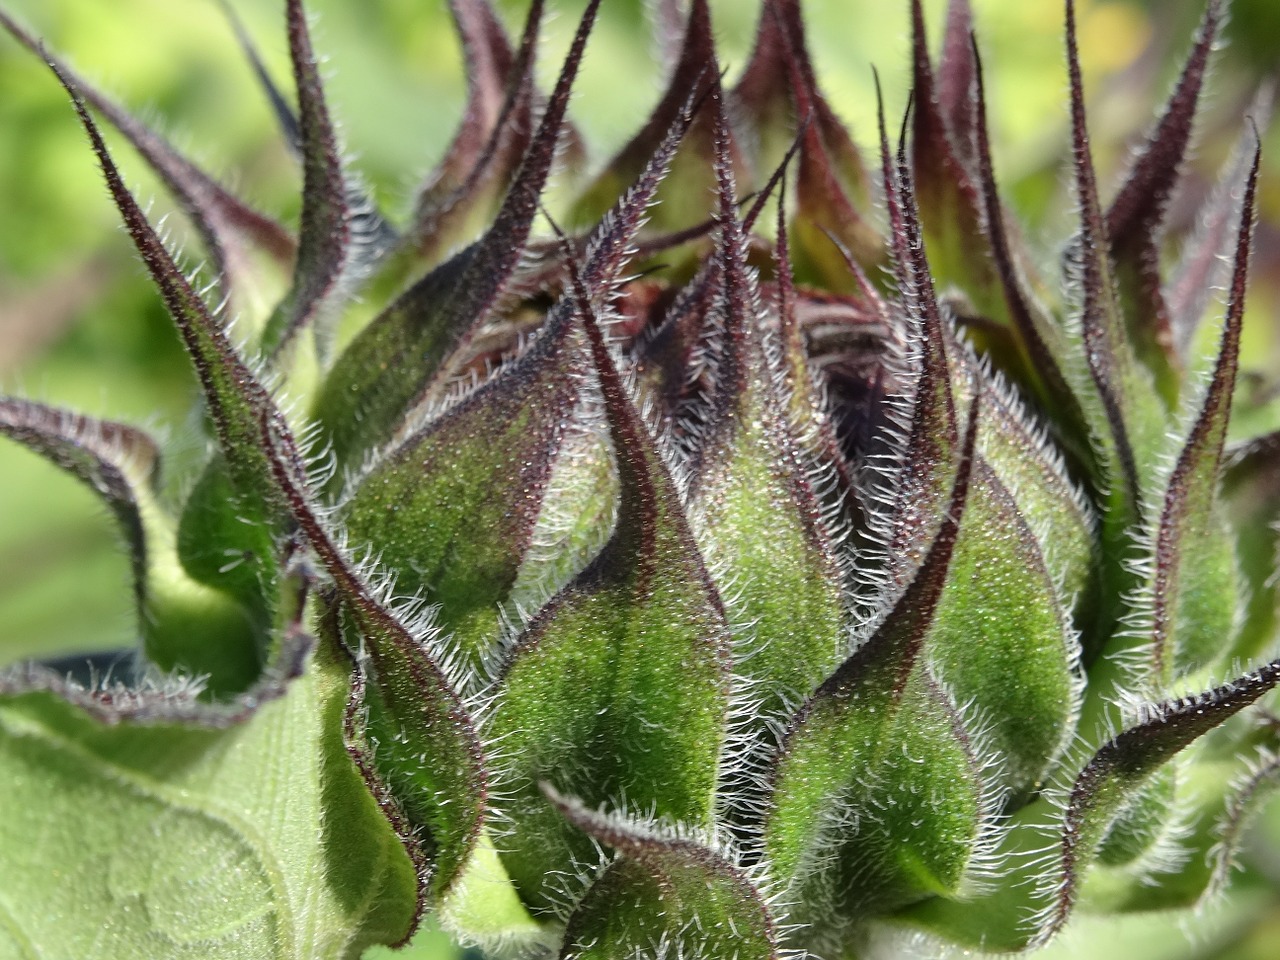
0,0,1278,957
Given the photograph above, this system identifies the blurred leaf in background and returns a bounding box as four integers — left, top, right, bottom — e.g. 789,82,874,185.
0,1,1277,958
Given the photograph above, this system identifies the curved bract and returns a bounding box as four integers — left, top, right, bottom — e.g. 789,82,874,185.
1,1,1278,957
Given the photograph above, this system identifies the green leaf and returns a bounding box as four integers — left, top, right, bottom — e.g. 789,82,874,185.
52,65,291,495
893,792,1060,952
568,0,717,233
173,459,279,677
262,419,488,902
1062,0,1172,659
0,637,419,959
0,399,158,615
433,830,545,951
1223,430,1280,662
870,119,1083,796
771,175,862,505
214,0,393,288
928,454,1080,795
848,121,1077,801
752,0,882,287
487,301,731,914
686,99,846,767
1053,658,1280,937
311,0,601,474
398,0,541,271
1077,755,1254,911
930,361,1086,804
1063,0,1169,505
765,398,986,929
914,11,1087,454
1166,88,1273,358
259,0,353,358
1142,137,1259,681
1050,142,1262,919
1064,1,1167,504
898,659,1280,952
908,0,989,309
549,788,779,960
874,99,960,592
504,412,619,617
53,63,305,678
1090,765,1179,867
1104,0,1223,401
965,369,1096,612
344,88,695,678
343,308,587,676
0,9,295,309
0,399,261,692
974,41,1089,453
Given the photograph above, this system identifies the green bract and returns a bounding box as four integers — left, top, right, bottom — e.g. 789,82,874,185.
2,0,1279,957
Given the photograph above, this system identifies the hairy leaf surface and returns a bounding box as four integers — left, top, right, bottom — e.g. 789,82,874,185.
0,642,418,959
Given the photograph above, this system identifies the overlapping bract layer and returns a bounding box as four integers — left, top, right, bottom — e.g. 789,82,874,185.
2,0,1279,957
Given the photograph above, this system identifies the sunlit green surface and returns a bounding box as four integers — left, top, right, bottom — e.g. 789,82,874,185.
1,1,1279,957
3,0,1276,661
